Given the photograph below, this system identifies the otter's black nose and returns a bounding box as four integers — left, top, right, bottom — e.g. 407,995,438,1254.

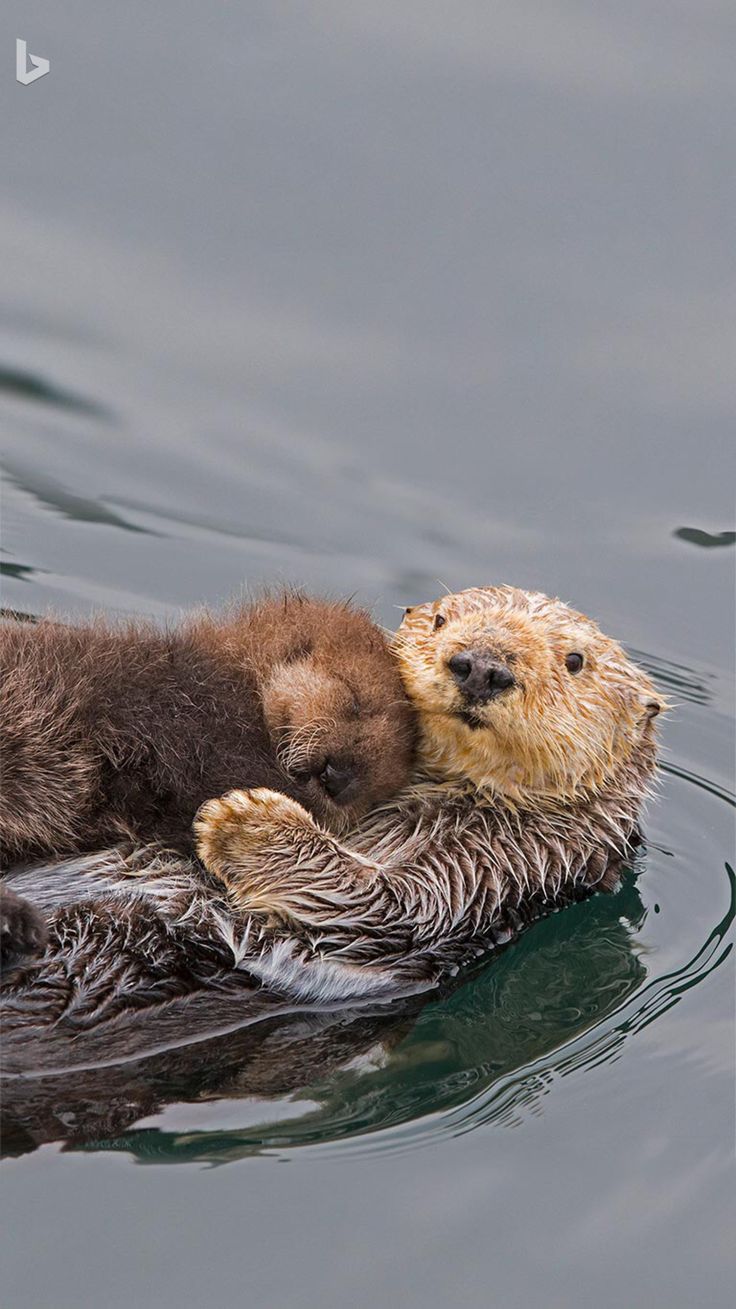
448,651,515,703
320,760,355,801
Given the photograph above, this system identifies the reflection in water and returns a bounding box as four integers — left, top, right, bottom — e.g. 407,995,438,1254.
436,864,734,1144
0,871,677,1162
103,865,734,1164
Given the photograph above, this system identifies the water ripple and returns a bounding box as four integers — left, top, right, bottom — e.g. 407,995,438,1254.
0,365,113,422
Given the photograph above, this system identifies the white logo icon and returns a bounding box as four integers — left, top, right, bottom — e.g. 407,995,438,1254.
16,38,50,85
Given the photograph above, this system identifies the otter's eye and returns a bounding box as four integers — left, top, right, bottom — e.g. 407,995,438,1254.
565,652,584,674
433,614,446,631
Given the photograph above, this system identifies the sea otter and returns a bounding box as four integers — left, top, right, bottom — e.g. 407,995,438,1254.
192,585,664,993
0,593,416,964
0,586,663,1022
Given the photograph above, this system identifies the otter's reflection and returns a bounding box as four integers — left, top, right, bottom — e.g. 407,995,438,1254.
2,873,648,1162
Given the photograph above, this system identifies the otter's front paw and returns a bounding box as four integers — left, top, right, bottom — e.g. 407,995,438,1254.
194,787,319,878
0,889,48,970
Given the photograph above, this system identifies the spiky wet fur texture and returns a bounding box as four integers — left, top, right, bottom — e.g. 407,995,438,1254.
1,587,663,1027
1,845,408,1032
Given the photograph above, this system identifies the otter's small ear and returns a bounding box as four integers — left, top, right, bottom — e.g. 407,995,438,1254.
644,699,662,721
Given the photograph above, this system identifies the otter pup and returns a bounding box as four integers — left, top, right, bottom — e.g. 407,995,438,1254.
194,586,664,993
0,587,663,1020
0,594,416,964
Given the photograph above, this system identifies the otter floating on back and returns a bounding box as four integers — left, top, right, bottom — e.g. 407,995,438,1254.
1,587,664,1030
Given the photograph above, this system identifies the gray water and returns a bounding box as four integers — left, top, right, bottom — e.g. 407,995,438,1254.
1,3,734,1306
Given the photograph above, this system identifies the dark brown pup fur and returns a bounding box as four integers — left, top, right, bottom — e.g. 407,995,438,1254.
0,594,416,957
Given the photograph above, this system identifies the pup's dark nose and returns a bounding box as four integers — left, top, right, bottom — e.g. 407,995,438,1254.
320,761,355,801
448,651,516,703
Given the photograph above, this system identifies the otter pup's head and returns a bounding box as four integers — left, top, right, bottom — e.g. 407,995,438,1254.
395,586,664,805
255,597,416,828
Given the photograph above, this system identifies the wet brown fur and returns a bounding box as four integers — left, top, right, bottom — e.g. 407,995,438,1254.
0,594,416,959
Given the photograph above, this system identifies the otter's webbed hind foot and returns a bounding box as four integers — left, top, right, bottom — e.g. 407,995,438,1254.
0,888,48,971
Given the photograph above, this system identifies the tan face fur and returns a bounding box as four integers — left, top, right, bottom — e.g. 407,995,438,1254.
394,586,663,805
259,616,416,829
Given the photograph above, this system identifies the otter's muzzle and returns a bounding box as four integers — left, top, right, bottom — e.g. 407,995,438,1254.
448,650,515,704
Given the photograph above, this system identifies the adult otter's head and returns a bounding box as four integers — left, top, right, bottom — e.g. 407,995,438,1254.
395,586,664,806
254,596,416,828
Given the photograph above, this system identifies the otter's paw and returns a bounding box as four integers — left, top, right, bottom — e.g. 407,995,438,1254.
194,787,319,877
0,889,48,971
